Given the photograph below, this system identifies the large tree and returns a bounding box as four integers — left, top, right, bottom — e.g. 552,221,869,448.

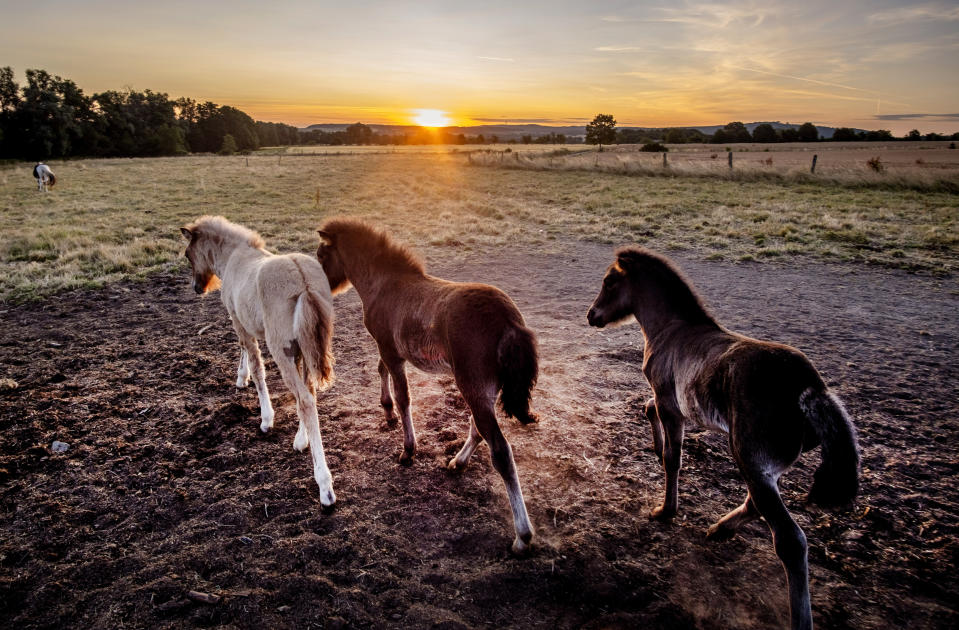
586,114,617,146
798,122,819,142
751,123,779,143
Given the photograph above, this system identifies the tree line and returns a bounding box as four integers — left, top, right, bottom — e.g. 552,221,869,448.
0,67,301,159
585,115,959,146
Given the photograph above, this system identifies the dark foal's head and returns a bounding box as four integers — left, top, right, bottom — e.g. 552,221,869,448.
588,247,713,329
587,258,635,328
316,230,353,295
180,224,222,295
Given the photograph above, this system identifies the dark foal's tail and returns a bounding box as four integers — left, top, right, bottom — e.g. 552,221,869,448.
800,388,860,507
497,325,539,424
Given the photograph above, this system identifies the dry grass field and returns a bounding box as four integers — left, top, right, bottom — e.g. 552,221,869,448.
1,149,958,629
1,146,956,303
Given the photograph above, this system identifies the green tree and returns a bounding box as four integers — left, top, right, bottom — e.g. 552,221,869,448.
586,114,617,146
831,127,858,142
219,133,237,155
751,123,779,143
798,122,819,142
664,128,686,144
906,129,921,140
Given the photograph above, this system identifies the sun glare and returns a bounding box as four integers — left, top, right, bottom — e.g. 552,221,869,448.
411,109,451,127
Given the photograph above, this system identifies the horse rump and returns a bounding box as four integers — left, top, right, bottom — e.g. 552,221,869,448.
800,387,860,507
497,325,539,424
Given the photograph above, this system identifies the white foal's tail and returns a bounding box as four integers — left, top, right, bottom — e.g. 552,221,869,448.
293,290,335,392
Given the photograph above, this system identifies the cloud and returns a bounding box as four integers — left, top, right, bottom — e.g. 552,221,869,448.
868,5,959,24
477,56,514,62
470,117,588,124
595,46,646,52
876,113,959,121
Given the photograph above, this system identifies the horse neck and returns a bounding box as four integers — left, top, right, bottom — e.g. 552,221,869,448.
633,282,716,342
339,248,418,301
210,238,265,278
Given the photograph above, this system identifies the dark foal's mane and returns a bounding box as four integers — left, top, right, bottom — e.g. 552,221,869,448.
616,246,716,326
322,218,425,275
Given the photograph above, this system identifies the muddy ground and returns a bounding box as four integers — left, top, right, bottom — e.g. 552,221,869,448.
1,239,957,629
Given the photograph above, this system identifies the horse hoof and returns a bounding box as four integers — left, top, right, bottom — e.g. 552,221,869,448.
649,506,676,522
385,415,398,429
706,523,736,542
398,452,414,466
319,489,337,510
447,458,467,473
510,538,532,557
293,436,309,452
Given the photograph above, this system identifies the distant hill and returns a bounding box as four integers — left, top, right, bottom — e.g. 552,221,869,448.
302,121,863,140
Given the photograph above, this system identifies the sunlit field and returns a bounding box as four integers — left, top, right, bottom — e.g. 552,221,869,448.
1,147,957,303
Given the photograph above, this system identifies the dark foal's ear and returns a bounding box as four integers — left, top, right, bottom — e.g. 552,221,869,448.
317,229,335,245
180,227,194,241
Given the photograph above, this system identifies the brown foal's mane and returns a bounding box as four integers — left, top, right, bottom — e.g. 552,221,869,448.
186,215,266,250
615,246,716,325
321,218,425,275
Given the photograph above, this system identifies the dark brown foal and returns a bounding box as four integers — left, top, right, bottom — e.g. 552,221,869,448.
588,247,860,630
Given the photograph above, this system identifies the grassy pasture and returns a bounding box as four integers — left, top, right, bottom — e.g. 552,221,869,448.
0,148,956,303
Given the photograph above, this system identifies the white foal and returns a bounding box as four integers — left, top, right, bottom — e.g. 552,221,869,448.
33,163,56,192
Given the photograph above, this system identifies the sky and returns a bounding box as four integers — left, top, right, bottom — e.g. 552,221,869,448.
1,0,957,134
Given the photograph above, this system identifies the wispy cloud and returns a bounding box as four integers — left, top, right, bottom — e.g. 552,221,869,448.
876,113,959,121
595,46,646,52
868,5,959,24
477,56,514,62
727,65,874,94
469,117,588,124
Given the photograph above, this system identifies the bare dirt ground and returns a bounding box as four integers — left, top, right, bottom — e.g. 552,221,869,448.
1,238,957,629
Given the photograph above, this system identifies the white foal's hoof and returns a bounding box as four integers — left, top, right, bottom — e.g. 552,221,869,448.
293,429,309,452
259,412,275,433
236,375,250,388
319,486,336,509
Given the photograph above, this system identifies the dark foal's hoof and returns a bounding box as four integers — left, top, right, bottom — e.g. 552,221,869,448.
321,501,337,515
649,505,676,522
398,452,415,466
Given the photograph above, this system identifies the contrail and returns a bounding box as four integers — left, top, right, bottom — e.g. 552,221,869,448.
728,64,911,109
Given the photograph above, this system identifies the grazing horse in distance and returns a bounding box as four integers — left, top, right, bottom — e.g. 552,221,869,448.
587,247,860,630
316,218,539,555
33,163,56,192
181,216,338,507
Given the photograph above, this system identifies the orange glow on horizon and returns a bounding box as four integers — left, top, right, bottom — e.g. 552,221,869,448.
411,109,452,128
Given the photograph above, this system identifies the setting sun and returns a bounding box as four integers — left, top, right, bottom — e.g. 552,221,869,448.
411,109,451,128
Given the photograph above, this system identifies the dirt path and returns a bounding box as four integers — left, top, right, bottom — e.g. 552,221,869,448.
1,239,957,629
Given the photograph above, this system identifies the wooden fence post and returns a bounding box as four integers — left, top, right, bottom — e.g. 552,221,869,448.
663,152,668,167
811,154,818,174
728,152,733,168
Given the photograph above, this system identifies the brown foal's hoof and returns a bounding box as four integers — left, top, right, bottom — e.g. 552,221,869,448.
510,537,533,558
706,523,736,542
398,451,415,466
446,458,467,474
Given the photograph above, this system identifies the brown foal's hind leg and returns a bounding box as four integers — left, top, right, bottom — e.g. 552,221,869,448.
650,399,685,521
448,416,482,472
384,358,417,465
644,397,665,461
470,401,534,556
378,358,397,428
747,473,813,630
706,492,760,541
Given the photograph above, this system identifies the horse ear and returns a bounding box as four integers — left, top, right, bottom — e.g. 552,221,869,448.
317,230,335,245
180,227,194,241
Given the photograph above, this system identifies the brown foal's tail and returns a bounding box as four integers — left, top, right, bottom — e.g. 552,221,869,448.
800,388,860,507
294,291,335,391
497,325,539,424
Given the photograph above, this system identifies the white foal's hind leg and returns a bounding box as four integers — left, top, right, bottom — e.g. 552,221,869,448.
292,361,310,452
274,352,335,507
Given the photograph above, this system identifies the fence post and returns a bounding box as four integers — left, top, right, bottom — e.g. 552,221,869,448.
663,152,668,167
728,152,733,168
810,154,818,174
